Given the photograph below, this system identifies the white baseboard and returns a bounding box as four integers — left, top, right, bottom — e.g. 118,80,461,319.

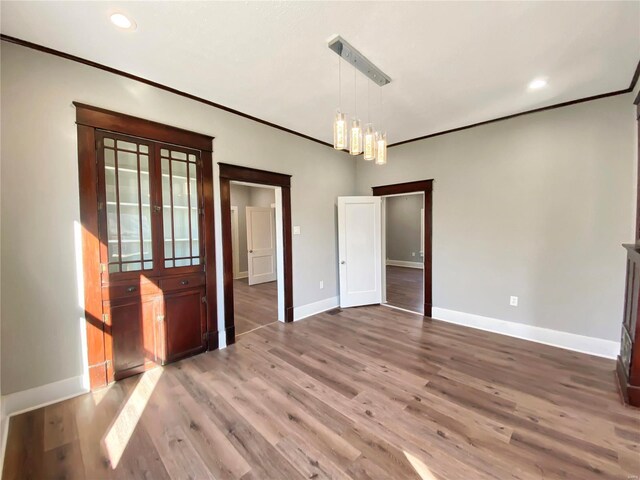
0,374,88,471
1,375,88,419
294,296,339,321
234,271,248,279
386,259,423,269
431,307,619,359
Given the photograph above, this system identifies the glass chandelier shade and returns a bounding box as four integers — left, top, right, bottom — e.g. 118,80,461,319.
363,123,376,161
350,118,363,156
333,110,348,150
375,132,387,165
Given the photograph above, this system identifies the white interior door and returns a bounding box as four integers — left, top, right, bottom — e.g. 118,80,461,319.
338,196,382,308
246,206,277,285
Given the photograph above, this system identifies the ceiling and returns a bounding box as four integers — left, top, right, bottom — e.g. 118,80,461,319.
2,1,639,146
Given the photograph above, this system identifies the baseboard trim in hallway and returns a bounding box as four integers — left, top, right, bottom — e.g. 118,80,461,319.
293,296,339,321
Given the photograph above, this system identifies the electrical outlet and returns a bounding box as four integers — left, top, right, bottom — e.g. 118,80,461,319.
319,280,324,289
293,226,301,235
510,296,518,307
412,252,416,257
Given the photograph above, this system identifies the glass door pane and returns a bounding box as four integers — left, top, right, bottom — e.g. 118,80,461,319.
101,136,154,274
160,148,202,268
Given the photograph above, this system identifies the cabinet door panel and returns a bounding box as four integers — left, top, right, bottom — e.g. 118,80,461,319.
106,295,159,379
162,288,206,363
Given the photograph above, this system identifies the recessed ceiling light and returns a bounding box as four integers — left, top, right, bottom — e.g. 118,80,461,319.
528,77,548,90
110,13,136,30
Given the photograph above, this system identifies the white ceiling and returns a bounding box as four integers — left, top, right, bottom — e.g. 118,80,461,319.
2,1,639,145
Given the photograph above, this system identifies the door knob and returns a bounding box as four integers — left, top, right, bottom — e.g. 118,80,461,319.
249,250,253,253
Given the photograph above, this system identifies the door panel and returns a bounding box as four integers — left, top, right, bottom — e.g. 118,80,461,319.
97,133,157,279
107,295,159,380
246,206,276,285
338,196,382,308
161,288,206,363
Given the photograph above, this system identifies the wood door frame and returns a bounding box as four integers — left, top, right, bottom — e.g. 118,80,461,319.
219,163,293,345
372,180,433,317
75,102,217,389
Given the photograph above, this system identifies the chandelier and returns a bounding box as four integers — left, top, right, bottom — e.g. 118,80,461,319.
329,36,390,165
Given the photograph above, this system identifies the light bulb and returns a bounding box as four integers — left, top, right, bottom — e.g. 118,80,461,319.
375,132,387,165
363,123,376,161
110,13,136,30
333,111,348,150
350,118,362,156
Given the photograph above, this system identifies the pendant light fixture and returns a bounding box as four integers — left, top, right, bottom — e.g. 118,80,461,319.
349,65,363,156
375,86,387,165
329,36,390,164
363,80,376,161
333,57,348,150
375,132,387,165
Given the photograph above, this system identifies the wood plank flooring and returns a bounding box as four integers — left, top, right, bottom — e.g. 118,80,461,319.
3,305,640,479
233,278,277,335
386,265,423,314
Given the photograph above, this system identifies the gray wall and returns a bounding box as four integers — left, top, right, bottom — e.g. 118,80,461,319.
358,93,636,341
386,194,424,263
250,186,276,208
230,184,276,273
0,42,355,395
230,184,251,273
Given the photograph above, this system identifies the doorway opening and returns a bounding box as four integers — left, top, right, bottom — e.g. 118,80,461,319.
382,192,425,314
373,180,433,317
230,181,279,336
219,163,293,346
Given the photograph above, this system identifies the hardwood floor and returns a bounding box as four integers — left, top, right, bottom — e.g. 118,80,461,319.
3,305,639,479
234,278,278,335
386,265,423,314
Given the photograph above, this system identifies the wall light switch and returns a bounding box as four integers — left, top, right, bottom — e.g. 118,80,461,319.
412,252,416,257
510,296,518,307
293,226,301,235
319,280,324,289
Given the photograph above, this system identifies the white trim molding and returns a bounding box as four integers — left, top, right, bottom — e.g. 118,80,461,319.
294,296,339,322
234,271,248,280
432,307,619,359
1,375,88,419
0,374,89,470
386,259,423,269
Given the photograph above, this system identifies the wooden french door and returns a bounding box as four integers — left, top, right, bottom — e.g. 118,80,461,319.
96,131,208,381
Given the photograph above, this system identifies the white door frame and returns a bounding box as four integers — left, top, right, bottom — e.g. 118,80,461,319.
230,206,240,279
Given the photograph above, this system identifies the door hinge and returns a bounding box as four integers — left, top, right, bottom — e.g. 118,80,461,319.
100,263,107,273
97,201,104,211
157,314,165,323
202,296,207,304
95,139,102,149
102,313,109,323
199,208,204,215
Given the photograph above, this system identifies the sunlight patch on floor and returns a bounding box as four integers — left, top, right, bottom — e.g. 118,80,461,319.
102,368,162,468
404,450,439,480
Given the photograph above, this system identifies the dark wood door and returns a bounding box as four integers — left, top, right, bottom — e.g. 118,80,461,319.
95,131,208,381
106,295,160,380
159,288,207,364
